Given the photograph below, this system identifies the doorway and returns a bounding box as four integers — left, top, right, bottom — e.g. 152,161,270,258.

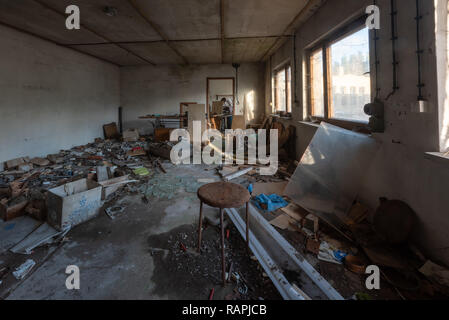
207,78,235,115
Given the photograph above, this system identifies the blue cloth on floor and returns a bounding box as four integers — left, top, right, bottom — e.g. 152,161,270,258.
253,194,288,212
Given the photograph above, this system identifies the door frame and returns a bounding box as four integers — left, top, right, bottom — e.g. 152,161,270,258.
206,77,236,121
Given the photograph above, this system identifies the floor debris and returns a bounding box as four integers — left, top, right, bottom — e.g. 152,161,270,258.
12,259,36,280
104,206,126,220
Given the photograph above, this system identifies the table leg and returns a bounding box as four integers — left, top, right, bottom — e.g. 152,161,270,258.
198,201,203,253
220,208,226,287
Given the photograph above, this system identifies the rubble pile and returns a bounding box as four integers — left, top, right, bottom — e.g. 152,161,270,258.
0,135,171,223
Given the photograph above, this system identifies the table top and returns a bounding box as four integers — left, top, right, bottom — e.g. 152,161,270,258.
197,182,250,209
139,115,186,119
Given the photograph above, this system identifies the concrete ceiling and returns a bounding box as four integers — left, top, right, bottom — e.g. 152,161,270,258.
0,0,325,66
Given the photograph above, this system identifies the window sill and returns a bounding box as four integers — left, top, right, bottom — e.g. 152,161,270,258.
424,152,449,166
307,116,371,133
270,114,292,120
298,121,321,128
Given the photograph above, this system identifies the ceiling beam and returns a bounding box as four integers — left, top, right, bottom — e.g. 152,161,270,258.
60,35,294,47
127,0,189,65
260,0,320,61
220,0,225,64
0,19,120,67
32,0,156,66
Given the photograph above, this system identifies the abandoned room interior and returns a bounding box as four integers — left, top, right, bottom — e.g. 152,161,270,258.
0,0,449,302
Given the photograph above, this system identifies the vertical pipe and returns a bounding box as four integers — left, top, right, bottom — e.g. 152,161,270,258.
386,0,399,100
293,34,298,103
415,0,425,100
118,106,123,134
373,0,380,98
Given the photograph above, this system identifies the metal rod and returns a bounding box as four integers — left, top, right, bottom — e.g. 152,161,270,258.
220,208,226,286
224,208,307,300
197,201,203,252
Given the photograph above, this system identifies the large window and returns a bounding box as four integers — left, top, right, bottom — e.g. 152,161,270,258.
272,64,292,113
308,21,371,124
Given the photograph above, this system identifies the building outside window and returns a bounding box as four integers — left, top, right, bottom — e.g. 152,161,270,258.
308,20,371,124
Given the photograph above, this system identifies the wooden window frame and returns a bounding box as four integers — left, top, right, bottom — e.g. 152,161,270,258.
272,63,292,113
306,15,371,130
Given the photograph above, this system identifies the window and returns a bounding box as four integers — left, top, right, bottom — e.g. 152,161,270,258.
308,20,371,124
310,50,325,117
272,64,292,113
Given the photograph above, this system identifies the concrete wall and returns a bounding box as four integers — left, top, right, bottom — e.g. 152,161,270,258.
121,63,265,134
266,0,449,266
0,25,120,165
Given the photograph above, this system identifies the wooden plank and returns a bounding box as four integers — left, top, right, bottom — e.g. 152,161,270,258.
231,115,246,129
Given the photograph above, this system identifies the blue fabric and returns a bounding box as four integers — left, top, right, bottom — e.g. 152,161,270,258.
333,250,348,262
247,184,253,194
253,194,288,212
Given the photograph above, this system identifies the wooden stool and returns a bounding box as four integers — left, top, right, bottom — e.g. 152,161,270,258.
197,182,251,286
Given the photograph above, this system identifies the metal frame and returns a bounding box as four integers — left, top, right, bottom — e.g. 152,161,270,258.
226,204,344,300
225,208,308,300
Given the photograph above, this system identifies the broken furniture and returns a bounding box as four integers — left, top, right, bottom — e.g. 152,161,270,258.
197,182,250,286
103,123,120,140
122,129,140,142
47,178,102,231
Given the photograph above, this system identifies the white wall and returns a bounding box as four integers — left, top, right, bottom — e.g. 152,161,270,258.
120,63,265,134
0,25,120,164
266,0,449,266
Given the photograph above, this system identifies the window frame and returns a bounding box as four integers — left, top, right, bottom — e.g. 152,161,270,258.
306,15,371,130
272,63,292,114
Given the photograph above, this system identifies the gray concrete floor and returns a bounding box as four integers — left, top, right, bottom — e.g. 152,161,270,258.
1,164,263,300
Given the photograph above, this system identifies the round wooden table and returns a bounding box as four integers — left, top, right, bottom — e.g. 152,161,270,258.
197,182,251,286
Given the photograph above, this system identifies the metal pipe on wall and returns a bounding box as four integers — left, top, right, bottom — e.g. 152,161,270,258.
386,0,399,100
415,0,425,101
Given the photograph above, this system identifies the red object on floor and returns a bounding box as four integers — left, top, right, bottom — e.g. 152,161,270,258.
180,243,187,252
209,288,215,300
226,229,230,239
88,155,103,160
